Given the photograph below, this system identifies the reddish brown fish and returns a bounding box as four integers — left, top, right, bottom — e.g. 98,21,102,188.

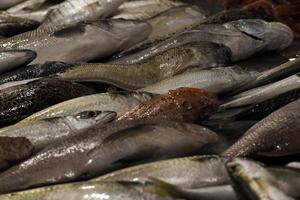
223,99,300,157
0,137,34,170
117,87,219,123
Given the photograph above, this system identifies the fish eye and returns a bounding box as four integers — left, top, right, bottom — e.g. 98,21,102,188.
76,111,99,119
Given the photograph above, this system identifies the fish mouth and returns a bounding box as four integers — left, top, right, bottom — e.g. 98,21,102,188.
96,111,117,123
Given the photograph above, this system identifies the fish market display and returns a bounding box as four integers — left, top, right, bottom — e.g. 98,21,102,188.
57,42,231,89
224,99,300,157
0,0,298,199
0,78,94,126
0,120,219,193
0,110,116,150
0,137,33,171
117,87,219,122
22,91,155,122
139,66,256,94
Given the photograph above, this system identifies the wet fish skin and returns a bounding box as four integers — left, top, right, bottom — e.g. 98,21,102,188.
0,78,40,91
226,158,294,200
117,87,219,123
0,12,39,37
7,0,47,14
41,0,126,28
221,74,300,109
139,67,256,95
0,19,151,64
94,155,230,188
223,99,300,157
0,181,176,200
0,137,33,171
0,120,219,194
0,78,95,126
0,110,116,150
58,42,231,90
0,50,36,74
0,0,26,9
0,61,74,85
22,91,156,122
113,0,185,20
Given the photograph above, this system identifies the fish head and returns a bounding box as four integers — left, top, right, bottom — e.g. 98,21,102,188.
65,110,117,131
228,19,294,51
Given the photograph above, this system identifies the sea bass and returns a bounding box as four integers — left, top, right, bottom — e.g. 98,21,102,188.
0,120,219,194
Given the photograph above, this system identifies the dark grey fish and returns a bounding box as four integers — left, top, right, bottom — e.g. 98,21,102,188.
223,99,300,157
0,50,36,74
0,12,39,37
57,42,231,90
0,20,151,64
0,61,74,85
0,120,219,194
0,78,95,126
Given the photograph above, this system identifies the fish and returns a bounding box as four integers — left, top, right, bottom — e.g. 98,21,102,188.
0,50,36,74
120,5,206,54
57,42,231,90
7,0,48,14
0,137,33,171
21,91,155,122
221,74,300,109
0,110,116,150
117,87,219,123
286,163,300,170
0,0,26,9
0,78,40,91
0,119,219,193
41,0,126,28
0,78,95,126
0,12,39,37
0,19,151,64
0,180,176,200
223,99,300,157
112,0,185,20
226,158,294,200
138,67,256,95
112,19,293,64
0,61,74,85
94,155,230,188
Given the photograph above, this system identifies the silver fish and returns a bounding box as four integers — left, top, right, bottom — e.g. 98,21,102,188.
0,120,219,194
227,158,294,200
21,91,155,122
41,0,125,28
139,67,256,94
0,20,151,64
0,110,116,150
0,50,36,74
112,0,185,20
221,74,300,109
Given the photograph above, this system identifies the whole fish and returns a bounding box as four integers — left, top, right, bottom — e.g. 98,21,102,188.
0,120,219,193
41,0,125,28
0,61,74,84
0,0,26,9
94,155,230,188
0,50,36,74
221,74,300,109
0,12,39,37
117,87,219,123
0,20,151,64
0,110,116,150
57,42,231,90
0,137,33,171
113,19,293,64
121,5,206,54
22,91,155,122
227,158,294,200
0,181,176,200
223,99,300,157
139,67,256,95
0,78,95,126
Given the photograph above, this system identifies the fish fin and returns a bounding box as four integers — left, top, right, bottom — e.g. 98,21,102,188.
53,24,86,38
147,177,183,198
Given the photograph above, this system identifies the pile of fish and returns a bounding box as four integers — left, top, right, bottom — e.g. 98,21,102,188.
0,0,298,199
